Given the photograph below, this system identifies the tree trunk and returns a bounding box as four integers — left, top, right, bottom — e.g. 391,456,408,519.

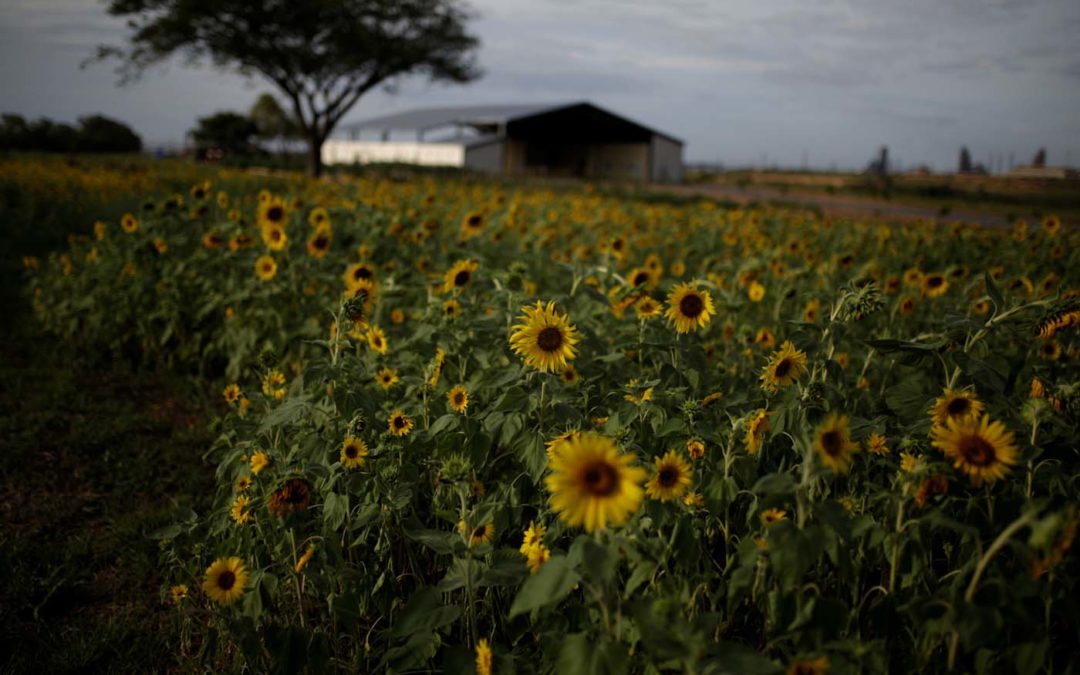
307,134,323,178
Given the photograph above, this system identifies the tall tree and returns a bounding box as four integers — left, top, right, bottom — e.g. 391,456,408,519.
189,111,258,158
98,0,481,176
249,93,300,152
1032,147,1047,167
958,146,972,173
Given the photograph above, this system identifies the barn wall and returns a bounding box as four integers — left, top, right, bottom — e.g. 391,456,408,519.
503,140,527,174
464,142,505,173
321,140,465,167
649,136,684,183
586,143,649,180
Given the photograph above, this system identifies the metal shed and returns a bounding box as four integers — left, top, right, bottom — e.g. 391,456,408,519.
323,102,683,183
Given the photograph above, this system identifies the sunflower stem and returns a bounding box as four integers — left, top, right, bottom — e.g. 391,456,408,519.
946,510,1037,671
888,498,906,593
288,528,305,627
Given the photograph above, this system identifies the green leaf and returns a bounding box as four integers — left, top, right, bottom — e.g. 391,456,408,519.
323,492,347,532
509,555,580,617
984,271,1004,313
556,633,629,675
707,643,782,675
390,587,461,638
427,413,459,436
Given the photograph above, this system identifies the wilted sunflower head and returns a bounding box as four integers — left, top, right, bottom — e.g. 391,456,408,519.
545,432,645,532
508,300,580,373
268,478,313,517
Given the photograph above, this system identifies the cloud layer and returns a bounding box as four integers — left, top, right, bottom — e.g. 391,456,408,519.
2,0,1078,169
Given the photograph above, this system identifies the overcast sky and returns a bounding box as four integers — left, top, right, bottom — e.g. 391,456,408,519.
2,0,1078,170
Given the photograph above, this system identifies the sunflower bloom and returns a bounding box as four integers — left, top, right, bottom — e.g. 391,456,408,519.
509,301,580,373
255,255,278,281
387,410,414,437
665,283,715,333
760,508,787,525
525,544,551,574
202,557,248,606
458,520,495,546
931,414,1019,485
442,259,479,294
645,451,693,502
545,433,646,532
340,436,369,469
760,341,808,392
745,409,771,455
231,495,252,524
930,389,984,427
519,521,547,555
448,385,469,413
814,413,858,474
375,367,399,390
475,639,493,675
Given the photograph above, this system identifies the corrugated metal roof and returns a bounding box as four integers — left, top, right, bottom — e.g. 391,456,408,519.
340,103,578,132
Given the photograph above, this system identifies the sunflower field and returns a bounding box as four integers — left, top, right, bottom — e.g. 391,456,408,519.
18,167,1080,675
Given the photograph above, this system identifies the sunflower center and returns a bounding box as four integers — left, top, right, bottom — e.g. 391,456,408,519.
454,393,465,404
472,526,486,539
581,461,619,496
927,276,944,288
468,215,481,227
345,445,358,458
633,272,649,286
774,359,792,378
217,571,235,590
946,397,970,416
958,434,996,466
394,416,406,429
267,206,283,222
354,267,373,280
679,294,704,318
820,430,844,456
454,270,471,286
536,327,564,352
658,466,679,487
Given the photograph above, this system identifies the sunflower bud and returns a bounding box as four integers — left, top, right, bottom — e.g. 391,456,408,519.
441,454,471,483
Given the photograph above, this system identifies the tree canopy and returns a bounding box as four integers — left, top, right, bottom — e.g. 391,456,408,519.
100,0,481,175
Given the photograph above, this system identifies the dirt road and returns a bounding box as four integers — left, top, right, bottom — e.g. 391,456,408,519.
656,182,1014,227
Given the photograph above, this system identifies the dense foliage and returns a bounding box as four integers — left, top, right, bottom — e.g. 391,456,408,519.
22,168,1080,674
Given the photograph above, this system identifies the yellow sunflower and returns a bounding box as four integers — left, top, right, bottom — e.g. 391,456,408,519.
922,273,949,298
202,557,248,606
519,521,546,555
760,508,787,525
460,211,485,239
448,385,469,413
261,223,288,251
634,295,663,319
748,281,766,302
250,451,270,475
387,410,414,437
120,213,139,234
546,433,646,532
230,495,252,524
475,639,493,675
375,367,399,390
442,259,479,294
307,228,332,258
308,207,329,228
645,451,693,502
628,266,656,289
509,301,580,373
262,370,286,399
686,439,705,460
864,433,889,456
257,196,288,229
340,436,369,469
814,413,858,474
525,543,551,574
745,408,771,455
559,365,580,385
458,520,495,546
343,262,378,292
931,414,1019,485
930,389,984,427
760,341,808,392
665,282,716,333
223,383,241,405
366,326,388,355
255,255,277,281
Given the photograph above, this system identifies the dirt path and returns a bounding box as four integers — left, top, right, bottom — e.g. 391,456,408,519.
656,182,1014,227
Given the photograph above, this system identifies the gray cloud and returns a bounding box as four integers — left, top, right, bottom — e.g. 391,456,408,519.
1,0,1078,169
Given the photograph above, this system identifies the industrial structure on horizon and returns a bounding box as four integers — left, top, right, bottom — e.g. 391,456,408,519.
322,101,683,182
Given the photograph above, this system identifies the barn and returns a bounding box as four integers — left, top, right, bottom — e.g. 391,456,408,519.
322,101,684,183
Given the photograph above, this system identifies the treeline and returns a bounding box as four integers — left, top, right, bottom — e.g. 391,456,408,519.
0,114,142,153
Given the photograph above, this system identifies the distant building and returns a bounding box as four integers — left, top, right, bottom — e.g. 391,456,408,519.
323,101,684,182
1008,165,1078,180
